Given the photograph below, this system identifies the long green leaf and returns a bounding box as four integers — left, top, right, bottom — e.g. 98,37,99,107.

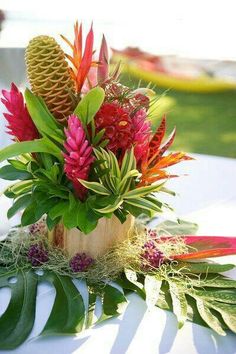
95,196,123,213
125,197,162,213
123,182,164,199
74,87,105,125
204,301,236,333
25,89,64,143
191,289,236,304
191,275,236,288
79,180,111,195
169,282,188,329
173,261,235,274
0,138,62,163
0,165,32,181
144,275,162,309
120,147,136,179
7,194,32,219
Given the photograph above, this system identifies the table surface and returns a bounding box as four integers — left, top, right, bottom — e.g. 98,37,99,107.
0,154,236,354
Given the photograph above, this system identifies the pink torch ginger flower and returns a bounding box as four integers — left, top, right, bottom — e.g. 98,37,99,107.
1,83,39,141
132,109,151,163
63,114,94,200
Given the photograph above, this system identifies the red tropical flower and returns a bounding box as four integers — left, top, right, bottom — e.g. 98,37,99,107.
132,109,151,163
1,83,39,141
61,22,97,93
63,115,94,200
95,102,133,156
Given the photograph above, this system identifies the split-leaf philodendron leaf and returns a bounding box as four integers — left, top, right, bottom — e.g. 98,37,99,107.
0,262,235,349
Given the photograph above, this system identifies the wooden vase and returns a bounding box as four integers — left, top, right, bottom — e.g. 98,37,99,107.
49,215,135,258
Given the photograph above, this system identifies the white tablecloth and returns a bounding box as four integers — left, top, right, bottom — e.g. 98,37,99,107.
0,154,236,354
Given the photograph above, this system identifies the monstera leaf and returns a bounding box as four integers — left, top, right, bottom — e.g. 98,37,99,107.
0,269,126,350
0,261,235,349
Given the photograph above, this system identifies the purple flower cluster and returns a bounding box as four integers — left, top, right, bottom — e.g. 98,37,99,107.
69,253,94,273
141,240,164,270
147,229,158,239
28,244,49,266
29,219,47,236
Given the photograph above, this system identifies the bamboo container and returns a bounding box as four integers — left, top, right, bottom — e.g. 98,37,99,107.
49,215,134,258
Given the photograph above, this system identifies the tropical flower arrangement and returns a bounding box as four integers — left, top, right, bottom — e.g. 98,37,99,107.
0,22,236,350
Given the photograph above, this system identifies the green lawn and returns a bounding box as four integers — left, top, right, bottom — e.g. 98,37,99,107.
120,74,236,158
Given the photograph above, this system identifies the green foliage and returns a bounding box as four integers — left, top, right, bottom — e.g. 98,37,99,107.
25,89,64,143
0,268,127,350
80,148,165,220
0,165,32,181
74,87,105,126
156,218,199,236
120,265,236,336
0,138,63,163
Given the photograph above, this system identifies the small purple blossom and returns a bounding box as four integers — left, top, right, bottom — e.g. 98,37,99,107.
147,229,158,239
28,244,49,266
141,240,164,270
69,253,94,273
29,218,47,236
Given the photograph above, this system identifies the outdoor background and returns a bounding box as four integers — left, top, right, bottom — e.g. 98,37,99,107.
0,0,236,157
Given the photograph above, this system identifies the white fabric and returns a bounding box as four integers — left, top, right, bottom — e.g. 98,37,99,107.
0,154,236,354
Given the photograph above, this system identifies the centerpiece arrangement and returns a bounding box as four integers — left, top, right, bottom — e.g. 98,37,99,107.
0,22,235,350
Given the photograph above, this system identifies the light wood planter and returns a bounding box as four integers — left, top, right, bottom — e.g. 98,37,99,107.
49,215,135,258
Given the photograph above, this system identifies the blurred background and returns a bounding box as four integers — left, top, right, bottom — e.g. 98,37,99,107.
0,0,236,157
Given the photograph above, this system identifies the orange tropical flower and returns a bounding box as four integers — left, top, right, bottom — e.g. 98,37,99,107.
61,22,97,93
139,115,193,186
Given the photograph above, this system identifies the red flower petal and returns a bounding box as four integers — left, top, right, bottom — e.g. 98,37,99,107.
172,236,236,260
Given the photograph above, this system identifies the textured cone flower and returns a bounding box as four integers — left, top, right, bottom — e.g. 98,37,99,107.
63,115,94,200
1,83,39,141
95,102,133,156
25,36,75,123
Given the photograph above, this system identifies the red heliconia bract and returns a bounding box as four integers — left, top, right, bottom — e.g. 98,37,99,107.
63,115,94,200
1,83,39,142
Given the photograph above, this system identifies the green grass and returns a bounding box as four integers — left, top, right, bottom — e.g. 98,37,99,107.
120,74,236,158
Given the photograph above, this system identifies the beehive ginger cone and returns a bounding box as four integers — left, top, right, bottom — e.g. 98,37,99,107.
25,35,75,123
